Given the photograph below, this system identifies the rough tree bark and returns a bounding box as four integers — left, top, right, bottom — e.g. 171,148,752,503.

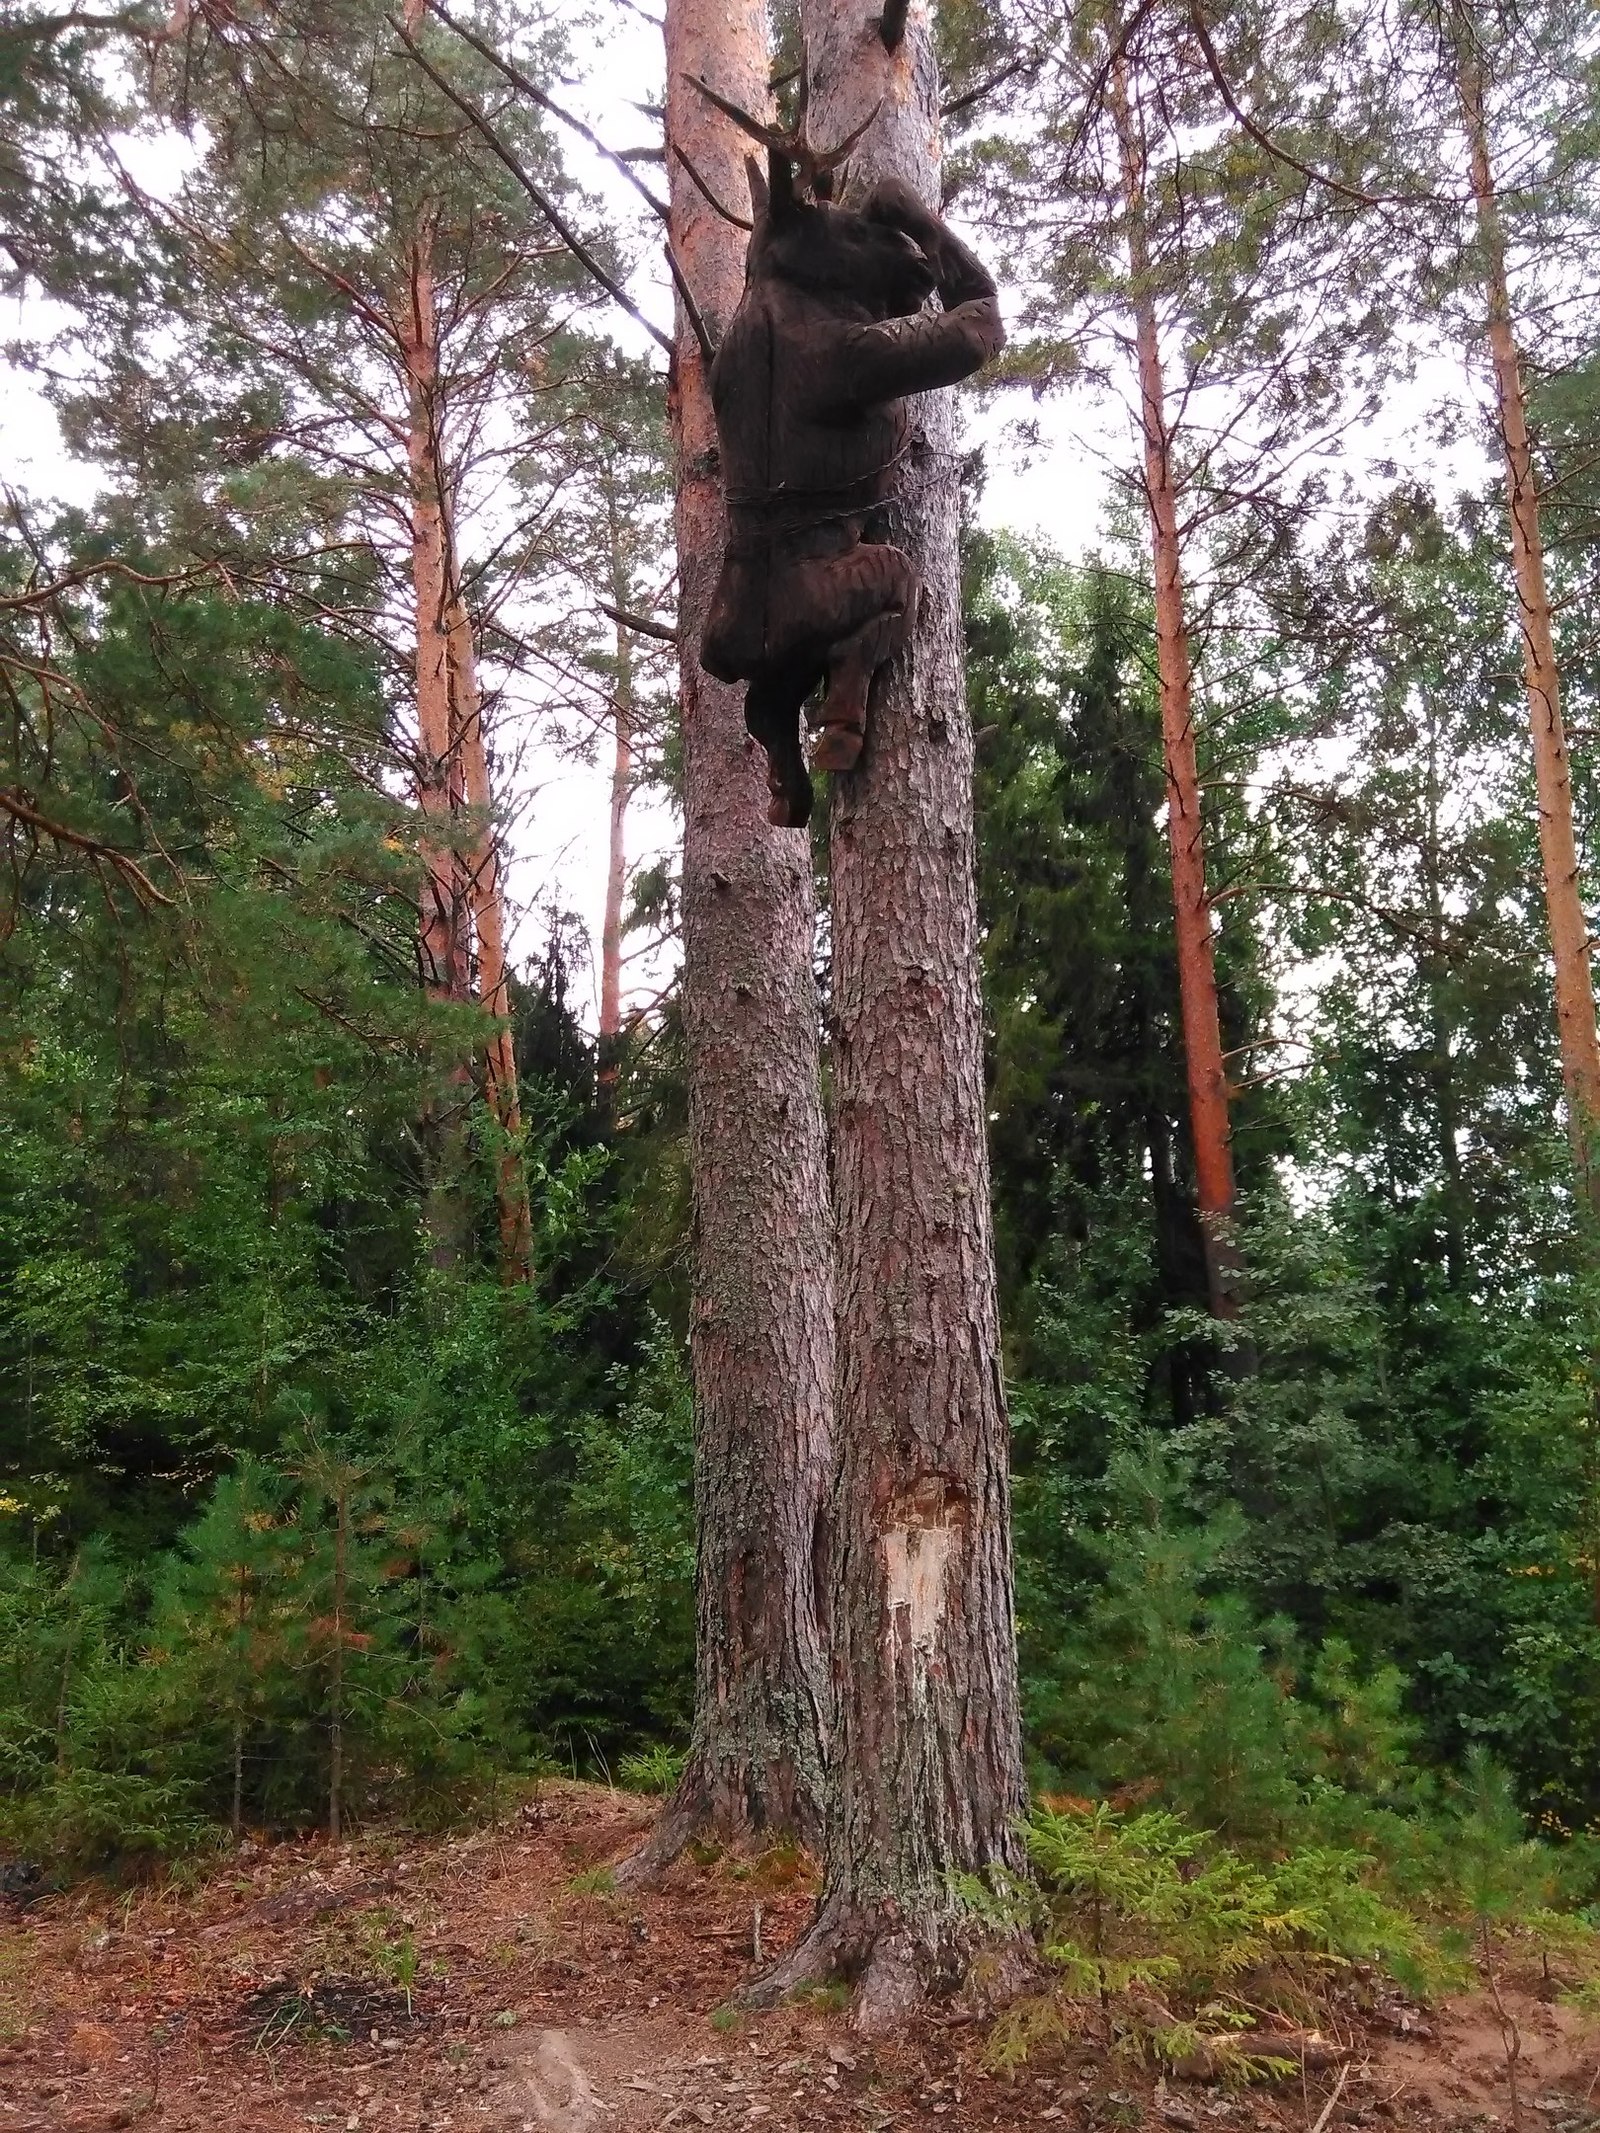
1110,48,1241,1318
620,0,834,1877
747,0,1027,2028
1455,26,1600,1208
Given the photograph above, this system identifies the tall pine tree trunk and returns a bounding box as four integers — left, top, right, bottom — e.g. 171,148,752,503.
623,0,833,1877
1455,25,1600,1207
401,228,463,1013
446,570,533,1281
400,223,472,1269
598,480,634,1130
750,0,1026,2028
1111,48,1240,1318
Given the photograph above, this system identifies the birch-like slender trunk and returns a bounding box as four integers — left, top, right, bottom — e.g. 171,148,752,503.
622,0,834,1878
328,1476,347,1844
749,0,1026,2028
1111,50,1240,1318
398,218,474,1268
396,0,530,1277
1456,30,1600,1206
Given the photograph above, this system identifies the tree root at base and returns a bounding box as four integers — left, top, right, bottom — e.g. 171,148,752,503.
736,1900,1033,2036
613,1766,821,1892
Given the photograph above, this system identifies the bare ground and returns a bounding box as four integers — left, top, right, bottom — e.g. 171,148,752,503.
1,1783,1597,2133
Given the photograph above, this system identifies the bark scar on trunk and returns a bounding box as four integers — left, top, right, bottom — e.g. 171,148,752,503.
882,1476,967,1657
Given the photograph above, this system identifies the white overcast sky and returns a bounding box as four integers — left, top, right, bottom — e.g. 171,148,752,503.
2,2,1499,1032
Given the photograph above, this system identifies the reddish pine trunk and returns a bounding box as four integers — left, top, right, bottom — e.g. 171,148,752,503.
399,228,473,1268
622,0,833,1878
1111,51,1240,1318
1456,31,1600,1206
749,0,1026,2028
446,575,534,1281
401,231,464,1010
328,1476,347,1843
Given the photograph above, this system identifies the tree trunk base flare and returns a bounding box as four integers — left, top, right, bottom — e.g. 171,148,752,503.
737,1897,1033,2032
614,1754,822,1890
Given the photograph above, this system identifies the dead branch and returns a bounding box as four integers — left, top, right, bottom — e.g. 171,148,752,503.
0,787,175,906
390,17,674,358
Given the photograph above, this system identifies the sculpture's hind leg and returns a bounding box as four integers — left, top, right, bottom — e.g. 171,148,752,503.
745,661,825,828
803,545,918,775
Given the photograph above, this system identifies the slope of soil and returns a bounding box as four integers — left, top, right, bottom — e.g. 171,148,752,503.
0,1783,1596,2132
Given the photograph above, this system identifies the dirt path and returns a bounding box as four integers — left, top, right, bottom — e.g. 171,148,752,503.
1,1784,1597,2133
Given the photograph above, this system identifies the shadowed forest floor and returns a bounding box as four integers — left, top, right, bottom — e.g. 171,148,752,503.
1,1785,1597,2133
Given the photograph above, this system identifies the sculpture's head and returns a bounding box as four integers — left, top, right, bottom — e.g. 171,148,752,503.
685,73,936,320
743,153,935,320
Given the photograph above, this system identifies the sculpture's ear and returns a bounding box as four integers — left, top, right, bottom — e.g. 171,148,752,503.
745,153,769,224
766,142,799,221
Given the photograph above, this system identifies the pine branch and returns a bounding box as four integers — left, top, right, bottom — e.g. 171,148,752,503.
1185,2,1413,213
597,599,677,644
420,2,717,362
0,787,175,906
389,16,675,358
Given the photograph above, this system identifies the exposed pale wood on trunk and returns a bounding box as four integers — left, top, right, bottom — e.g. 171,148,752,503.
747,0,1026,2029
622,0,833,1877
1456,27,1600,1206
1110,48,1240,1318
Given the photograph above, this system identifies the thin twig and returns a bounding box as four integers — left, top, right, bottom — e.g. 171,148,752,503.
426,0,670,221
1186,2,1415,211
1308,2061,1351,2133
942,55,1030,121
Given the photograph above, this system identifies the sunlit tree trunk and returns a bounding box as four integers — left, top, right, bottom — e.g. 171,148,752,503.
622,0,833,1878
400,229,463,1013
1455,26,1600,1208
1111,48,1240,1318
398,223,473,1269
749,0,1026,2028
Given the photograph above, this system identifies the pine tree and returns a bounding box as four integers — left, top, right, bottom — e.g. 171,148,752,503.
964,0,1398,1316
748,0,1026,2025
151,1461,296,1836
623,0,836,1873
1443,0,1600,1204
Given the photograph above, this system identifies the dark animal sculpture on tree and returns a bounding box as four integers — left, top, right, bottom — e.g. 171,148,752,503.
692,81,1005,828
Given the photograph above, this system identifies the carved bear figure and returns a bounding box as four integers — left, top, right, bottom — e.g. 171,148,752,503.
698,132,1005,828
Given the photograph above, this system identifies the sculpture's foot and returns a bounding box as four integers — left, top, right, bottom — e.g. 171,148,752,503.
811,722,864,774
764,741,814,828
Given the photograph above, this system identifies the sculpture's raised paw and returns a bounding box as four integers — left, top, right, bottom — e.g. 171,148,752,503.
811,724,865,775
